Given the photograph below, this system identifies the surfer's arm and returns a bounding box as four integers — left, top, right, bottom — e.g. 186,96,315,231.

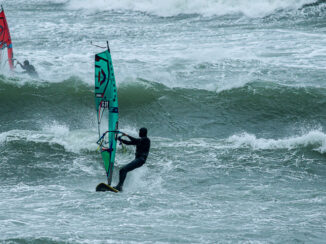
16,62,25,69
119,138,133,145
118,135,139,145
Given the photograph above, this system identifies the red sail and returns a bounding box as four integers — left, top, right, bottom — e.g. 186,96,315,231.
0,7,14,70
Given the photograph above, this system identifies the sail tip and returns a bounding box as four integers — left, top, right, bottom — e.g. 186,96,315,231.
106,41,111,53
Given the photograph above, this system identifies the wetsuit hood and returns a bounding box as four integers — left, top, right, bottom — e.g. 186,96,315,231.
139,127,147,137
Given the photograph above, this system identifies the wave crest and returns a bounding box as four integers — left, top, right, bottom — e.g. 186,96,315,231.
67,0,315,17
228,130,326,153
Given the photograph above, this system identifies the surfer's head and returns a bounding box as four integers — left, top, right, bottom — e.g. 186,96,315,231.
139,127,147,137
24,60,29,65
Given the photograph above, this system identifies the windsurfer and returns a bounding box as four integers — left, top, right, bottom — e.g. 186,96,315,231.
17,60,38,78
114,128,150,191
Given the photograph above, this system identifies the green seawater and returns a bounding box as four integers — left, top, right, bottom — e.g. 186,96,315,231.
1,1,326,243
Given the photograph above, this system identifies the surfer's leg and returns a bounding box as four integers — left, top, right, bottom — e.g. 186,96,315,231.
116,158,145,190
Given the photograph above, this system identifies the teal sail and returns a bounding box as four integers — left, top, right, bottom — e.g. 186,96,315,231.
95,45,119,185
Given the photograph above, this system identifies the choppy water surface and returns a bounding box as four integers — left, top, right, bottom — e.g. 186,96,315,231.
1,0,326,243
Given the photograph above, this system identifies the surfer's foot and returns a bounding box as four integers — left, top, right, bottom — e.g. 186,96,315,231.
114,185,122,191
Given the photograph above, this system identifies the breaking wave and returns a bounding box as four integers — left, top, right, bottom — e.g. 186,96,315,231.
228,129,326,153
67,0,317,17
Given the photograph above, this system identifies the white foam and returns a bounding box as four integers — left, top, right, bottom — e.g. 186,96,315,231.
43,121,70,136
67,0,314,17
0,122,144,154
5,0,325,95
0,121,98,153
42,121,98,153
227,130,326,153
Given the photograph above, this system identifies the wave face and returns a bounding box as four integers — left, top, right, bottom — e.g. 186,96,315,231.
2,77,326,138
2,1,326,243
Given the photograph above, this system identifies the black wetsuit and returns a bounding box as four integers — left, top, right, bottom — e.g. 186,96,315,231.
19,63,38,78
116,135,150,189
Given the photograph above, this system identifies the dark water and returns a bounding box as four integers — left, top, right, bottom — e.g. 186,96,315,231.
1,0,326,243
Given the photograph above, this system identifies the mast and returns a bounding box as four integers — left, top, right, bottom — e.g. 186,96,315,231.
95,42,119,185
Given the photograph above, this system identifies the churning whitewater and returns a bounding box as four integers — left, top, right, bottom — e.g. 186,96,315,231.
1,0,326,243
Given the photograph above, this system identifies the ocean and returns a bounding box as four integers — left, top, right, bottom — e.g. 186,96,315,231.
1,0,326,243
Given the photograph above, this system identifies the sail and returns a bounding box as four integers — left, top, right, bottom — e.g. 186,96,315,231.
95,46,119,185
0,6,14,71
